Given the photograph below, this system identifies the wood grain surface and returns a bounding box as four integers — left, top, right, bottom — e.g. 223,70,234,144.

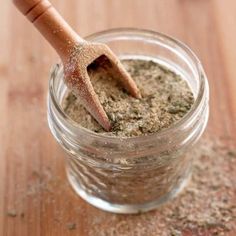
0,0,236,235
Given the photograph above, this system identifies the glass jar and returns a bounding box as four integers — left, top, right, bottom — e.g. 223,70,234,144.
47,28,209,214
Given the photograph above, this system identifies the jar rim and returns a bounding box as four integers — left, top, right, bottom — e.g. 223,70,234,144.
49,28,208,142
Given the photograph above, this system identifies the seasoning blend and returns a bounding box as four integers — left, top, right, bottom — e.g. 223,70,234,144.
64,59,194,137
48,29,209,213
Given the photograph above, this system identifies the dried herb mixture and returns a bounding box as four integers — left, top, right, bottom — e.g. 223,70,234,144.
63,59,194,137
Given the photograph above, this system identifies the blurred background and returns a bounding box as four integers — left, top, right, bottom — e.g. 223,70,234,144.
0,0,236,235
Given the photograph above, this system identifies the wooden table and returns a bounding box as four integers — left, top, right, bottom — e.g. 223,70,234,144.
1,0,235,235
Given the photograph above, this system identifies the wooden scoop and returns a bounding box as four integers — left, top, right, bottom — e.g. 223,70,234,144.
13,0,140,131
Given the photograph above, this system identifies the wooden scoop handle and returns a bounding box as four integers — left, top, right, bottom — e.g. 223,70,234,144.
13,0,84,61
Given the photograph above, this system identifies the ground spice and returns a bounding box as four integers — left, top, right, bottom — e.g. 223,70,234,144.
66,222,76,230
6,210,17,218
63,59,194,137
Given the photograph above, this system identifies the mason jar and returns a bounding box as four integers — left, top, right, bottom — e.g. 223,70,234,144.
47,28,209,214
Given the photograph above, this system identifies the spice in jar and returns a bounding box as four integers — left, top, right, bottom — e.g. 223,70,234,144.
63,59,194,137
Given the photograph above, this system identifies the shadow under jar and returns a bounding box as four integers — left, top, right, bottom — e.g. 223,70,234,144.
47,28,209,214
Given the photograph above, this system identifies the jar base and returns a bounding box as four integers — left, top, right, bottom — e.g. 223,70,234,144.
66,168,191,214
